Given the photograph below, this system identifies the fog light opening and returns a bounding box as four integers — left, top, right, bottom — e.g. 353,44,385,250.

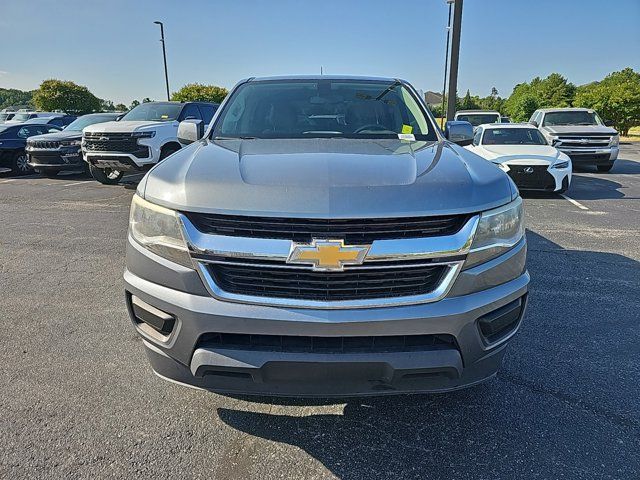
477,295,526,344
128,294,176,339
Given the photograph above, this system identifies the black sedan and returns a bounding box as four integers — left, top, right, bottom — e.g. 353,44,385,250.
0,123,62,175
26,113,121,177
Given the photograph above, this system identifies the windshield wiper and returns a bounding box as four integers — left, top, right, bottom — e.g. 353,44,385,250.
375,80,401,100
213,135,257,140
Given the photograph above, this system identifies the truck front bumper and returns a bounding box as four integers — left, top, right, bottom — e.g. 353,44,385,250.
124,237,529,397
558,146,619,165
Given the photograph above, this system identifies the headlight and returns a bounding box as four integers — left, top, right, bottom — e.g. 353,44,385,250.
129,195,193,268
132,131,156,138
552,160,569,169
465,197,524,268
609,134,619,147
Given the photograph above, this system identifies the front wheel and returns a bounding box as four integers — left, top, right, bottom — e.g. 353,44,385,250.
556,176,570,194
11,151,32,175
597,164,614,173
89,165,124,185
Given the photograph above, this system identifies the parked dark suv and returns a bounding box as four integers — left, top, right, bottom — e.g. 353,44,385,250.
0,123,62,174
24,115,77,129
27,113,121,177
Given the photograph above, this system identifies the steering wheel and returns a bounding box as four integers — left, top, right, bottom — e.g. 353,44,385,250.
353,124,392,134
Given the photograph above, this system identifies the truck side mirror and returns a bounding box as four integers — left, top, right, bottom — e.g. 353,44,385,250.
529,120,539,127
604,120,615,127
178,119,204,145
444,121,473,146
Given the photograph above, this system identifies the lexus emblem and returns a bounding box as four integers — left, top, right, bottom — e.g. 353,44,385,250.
523,167,534,174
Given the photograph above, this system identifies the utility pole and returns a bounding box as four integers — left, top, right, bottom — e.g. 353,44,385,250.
441,1,453,128
154,21,170,101
446,0,463,121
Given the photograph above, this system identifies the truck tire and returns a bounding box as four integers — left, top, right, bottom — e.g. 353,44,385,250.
11,151,32,175
160,144,181,161
597,164,614,173
90,165,124,185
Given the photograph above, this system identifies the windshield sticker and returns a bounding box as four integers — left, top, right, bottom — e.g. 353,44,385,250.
398,133,415,141
401,124,413,134
161,114,168,119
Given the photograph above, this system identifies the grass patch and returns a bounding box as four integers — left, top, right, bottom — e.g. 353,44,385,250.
621,126,640,143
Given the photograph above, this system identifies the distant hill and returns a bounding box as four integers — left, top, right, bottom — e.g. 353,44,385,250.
0,87,34,110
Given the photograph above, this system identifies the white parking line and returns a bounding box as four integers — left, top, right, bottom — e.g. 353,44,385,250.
560,194,589,210
63,181,91,187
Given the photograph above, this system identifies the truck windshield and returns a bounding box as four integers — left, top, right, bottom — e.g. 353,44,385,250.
455,114,500,127
212,79,436,140
543,111,602,126
120,103,182,122
65,114,117,131
482,128,547,145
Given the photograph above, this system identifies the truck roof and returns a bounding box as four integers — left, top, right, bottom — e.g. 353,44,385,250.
537,107,594,113
455,110,500,115
249,75,401,83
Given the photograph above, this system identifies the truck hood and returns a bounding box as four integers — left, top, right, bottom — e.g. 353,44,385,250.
28,130,82,142
541,125,617,135
477,145,561,163
83,120,176,133
142,138,514,217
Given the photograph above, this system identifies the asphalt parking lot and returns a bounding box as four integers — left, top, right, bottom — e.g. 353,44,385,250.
1,145,639,480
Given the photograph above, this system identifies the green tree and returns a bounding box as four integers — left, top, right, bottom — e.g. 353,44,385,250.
459,89,480,110
171,83,228,104
574,68,640,136
115,103,127,112
142,97,153,103
129,99,140,110
100,99,115,111
0,88,34,109
32,79,101,115
504,73,575,121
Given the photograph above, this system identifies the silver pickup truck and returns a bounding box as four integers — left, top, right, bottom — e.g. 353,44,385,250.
124,75,529,397
530,107,619,172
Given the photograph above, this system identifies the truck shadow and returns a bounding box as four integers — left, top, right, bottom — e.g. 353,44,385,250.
214,230,640,479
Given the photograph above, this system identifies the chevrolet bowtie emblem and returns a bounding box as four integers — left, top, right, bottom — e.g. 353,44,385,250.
287,239,370,271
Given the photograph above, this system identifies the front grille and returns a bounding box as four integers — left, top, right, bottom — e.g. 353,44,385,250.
197,331,457,353
29,140,60,149
184,213,470,243
508,165,555,190
207,262,447,301
84,132,142,154
556,134,612,148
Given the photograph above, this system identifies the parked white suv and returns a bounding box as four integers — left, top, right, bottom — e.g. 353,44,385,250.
82,101,218,184
4,111,64,124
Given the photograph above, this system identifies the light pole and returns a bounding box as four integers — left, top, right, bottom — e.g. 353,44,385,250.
154,21,170,101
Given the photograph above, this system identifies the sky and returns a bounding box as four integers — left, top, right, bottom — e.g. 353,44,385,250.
1,0,639,105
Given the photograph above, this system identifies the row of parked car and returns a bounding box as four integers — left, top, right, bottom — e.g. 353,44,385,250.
0,101,218,181
1,101,619,194
450,107,620,193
